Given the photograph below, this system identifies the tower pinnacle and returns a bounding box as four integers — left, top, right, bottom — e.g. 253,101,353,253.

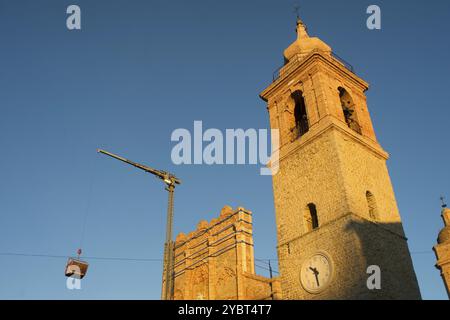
293,4,308,38
296,17,309,40
283,13,331,63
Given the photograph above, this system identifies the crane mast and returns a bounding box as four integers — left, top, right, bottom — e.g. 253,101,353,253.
97,149,180,300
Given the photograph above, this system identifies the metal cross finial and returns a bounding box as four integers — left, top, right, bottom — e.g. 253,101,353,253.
294,4,301,19
441,196,448,208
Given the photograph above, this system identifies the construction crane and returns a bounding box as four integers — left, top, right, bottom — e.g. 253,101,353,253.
97,149,181,300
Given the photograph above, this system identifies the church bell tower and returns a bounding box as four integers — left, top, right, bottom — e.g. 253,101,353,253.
260,18,421,299
434,200,450,299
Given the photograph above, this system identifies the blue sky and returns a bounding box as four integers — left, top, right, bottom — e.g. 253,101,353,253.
0,0,449,299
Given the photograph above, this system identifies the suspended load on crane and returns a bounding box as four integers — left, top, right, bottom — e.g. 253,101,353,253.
65,249,89,279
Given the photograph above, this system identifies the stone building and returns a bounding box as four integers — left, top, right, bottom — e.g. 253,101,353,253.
434,204,450,298
172,206,282,300
258,17,421,299
166,16,423,300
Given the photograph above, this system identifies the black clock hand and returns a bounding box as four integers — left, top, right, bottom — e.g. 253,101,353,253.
314,272,320,287
309,267,320,286
309,267,319,275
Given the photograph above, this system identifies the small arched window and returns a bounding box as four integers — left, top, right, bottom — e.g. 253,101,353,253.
339,87,362,135
366,191,378,220
305,203,319,232
292,91,309,138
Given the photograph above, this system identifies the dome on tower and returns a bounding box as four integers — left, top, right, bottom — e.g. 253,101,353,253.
283,18,332,63
437,208,450,244
438,226,450,244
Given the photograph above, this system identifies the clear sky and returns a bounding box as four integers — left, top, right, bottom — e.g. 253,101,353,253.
0,0,449,300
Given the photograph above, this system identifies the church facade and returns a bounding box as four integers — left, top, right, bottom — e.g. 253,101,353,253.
170,17,422,300
171,206,282,300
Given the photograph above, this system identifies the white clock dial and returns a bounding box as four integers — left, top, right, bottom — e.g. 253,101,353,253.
300,252,333,293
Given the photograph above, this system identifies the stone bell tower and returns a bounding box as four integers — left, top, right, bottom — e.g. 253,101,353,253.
260,18,421,300
433,200,450,299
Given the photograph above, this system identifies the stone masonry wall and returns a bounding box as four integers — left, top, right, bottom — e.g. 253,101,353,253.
172,206,281,300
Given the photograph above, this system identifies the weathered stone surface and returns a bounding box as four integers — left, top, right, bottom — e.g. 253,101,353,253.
166,17,423,301
172,206,281,300
260,18,421,300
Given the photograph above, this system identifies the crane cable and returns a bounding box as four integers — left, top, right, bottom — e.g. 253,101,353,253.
77,152,99,258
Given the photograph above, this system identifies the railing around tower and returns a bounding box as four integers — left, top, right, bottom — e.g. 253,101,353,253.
331,52,355,73
271,52,355,83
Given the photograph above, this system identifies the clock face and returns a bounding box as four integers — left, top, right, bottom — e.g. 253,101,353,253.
300,252,333,293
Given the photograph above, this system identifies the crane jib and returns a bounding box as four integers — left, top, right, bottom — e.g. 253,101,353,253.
97,149,181,185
